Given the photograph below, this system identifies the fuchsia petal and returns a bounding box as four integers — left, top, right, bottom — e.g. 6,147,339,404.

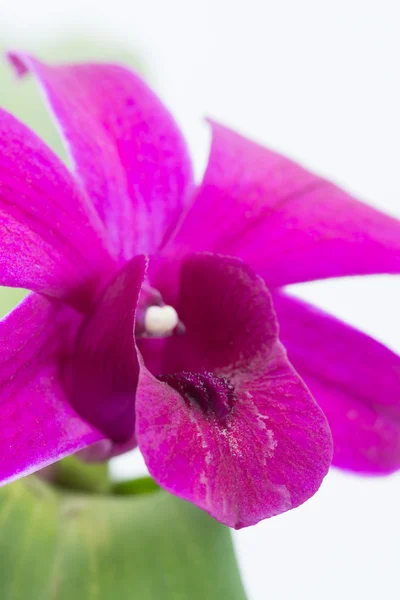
67,255,147,444
169,121,400,287
0,108,113,310
136,254,332,528
273,291,400,473
9,53,194,259
0,294,104,484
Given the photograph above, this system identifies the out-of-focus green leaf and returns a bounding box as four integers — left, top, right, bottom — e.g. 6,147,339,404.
47,455,111,494
112,475,160,496
0,288,26,318
0,478,247,600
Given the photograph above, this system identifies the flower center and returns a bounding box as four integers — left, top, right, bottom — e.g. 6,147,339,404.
158,371,236,423
136,284,182,338
144,305,179,337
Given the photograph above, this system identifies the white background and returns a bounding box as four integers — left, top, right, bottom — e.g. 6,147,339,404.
1,1,400,598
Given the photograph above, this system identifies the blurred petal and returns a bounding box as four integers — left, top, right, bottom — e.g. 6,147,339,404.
273,291,400,473
10,53,194,259
68,255,147,444
169,121,400,286
136,254,332,528
0,107,113,309
0,294,104,484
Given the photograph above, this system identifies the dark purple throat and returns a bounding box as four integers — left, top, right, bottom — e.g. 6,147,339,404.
158,371,236,424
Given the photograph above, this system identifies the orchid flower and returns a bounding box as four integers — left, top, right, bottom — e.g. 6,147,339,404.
0,54,400,529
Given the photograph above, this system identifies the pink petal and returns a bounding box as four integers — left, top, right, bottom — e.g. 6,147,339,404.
9,53,194,259
0,107,114,310
273,291,400,473
168,121,400,287
67,255,147,445
0,294,104,484
136,254,332,528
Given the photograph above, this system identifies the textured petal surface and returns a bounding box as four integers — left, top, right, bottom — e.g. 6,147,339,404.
273,291,400,473
10,53,194,259
167,121,400,287
136,254,332,528
67,255,147,444
0,294,104,485
0,108,113,309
